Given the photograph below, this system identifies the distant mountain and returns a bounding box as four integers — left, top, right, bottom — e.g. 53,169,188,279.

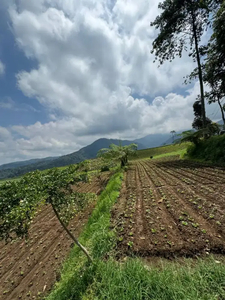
0,157,57,171
0,138,144,180
135,133,171,149
161,135,180,146
218,119,224,126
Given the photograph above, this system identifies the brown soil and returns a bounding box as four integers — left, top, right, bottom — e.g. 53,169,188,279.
0,173,110,300
112,158,225,259
72,171,110,194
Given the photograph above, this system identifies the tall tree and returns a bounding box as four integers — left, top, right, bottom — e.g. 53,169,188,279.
151,0,217,130
170,130,176,143
204,1,225,127
192,99,212,130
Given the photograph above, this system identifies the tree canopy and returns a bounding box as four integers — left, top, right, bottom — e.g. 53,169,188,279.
151,0,219,130
204,2,225,127
98,143,137,168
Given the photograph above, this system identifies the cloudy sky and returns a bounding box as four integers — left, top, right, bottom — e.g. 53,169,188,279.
0,0,221,164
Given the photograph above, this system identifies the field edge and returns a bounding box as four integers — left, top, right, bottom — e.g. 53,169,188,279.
46,169,124,300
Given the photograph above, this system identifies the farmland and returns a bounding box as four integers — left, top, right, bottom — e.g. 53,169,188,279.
0,172,111,300
1,147,225,300
113,157,225,257
131,142,189,160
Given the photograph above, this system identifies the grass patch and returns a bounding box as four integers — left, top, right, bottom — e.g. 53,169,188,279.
46,170,123,300
132,143,189,161
82,257,225,300
152,148,187,160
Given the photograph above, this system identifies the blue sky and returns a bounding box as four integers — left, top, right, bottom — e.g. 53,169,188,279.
0,0,221,164
0,6,49,127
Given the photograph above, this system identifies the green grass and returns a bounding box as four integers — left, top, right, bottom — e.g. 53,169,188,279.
151,148,187,160
46,165,225,300
81,257,225,300
46,170,124,300
131,143,189,161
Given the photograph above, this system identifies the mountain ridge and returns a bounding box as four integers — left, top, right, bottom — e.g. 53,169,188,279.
0,138,145,180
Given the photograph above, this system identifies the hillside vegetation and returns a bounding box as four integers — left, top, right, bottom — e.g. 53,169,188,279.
186,135,225,163
0,138,144,180
132,143,188,160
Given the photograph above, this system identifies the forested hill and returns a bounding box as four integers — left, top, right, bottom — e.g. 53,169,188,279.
0,157,57,171
0,138,144,180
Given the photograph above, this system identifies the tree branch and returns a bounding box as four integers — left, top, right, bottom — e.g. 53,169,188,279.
51,203,92,262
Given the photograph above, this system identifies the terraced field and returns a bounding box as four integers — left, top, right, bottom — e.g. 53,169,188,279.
114,157,225,258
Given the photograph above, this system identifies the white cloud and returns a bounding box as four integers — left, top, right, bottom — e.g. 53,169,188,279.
0,61,5,76
0,97,40,112
0,0,219,164
0,98,14,109
0,82,213,164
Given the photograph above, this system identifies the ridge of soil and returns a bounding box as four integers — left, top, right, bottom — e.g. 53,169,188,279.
112,158,225,259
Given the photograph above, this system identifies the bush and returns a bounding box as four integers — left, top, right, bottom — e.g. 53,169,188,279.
123,166,128,172
187,135,225,162
101,165,110,172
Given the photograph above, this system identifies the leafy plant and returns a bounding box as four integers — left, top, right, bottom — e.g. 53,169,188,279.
181,221,188,226
0,165,95,262
127,241,133,248
98,143,137,168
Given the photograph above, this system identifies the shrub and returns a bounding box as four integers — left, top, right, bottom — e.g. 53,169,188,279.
101,165,110,172
187,135,225,162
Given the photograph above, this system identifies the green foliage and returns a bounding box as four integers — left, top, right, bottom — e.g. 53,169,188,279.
46,171,123,300
132,143,188,160
151,0,213,64
192,100,212,130
42,166,93,225
77,160,90,172
178,123,221,146
186,134,225,162
177,130,203,145
205,2,225,101
0,171,45,241
203,2,225,127
0,165,92,242
100,165,110,172
151,0,219,129
98,143,137,168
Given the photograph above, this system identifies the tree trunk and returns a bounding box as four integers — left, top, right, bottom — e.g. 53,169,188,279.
51,203,92,262
192,13,206,130
218,98,225,129
121,157,126,168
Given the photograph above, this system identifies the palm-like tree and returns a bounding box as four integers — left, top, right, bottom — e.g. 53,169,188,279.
98,143,137,168
170,130,176,143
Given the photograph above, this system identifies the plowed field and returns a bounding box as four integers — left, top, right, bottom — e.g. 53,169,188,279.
0,173,110,300
113,158,225,258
